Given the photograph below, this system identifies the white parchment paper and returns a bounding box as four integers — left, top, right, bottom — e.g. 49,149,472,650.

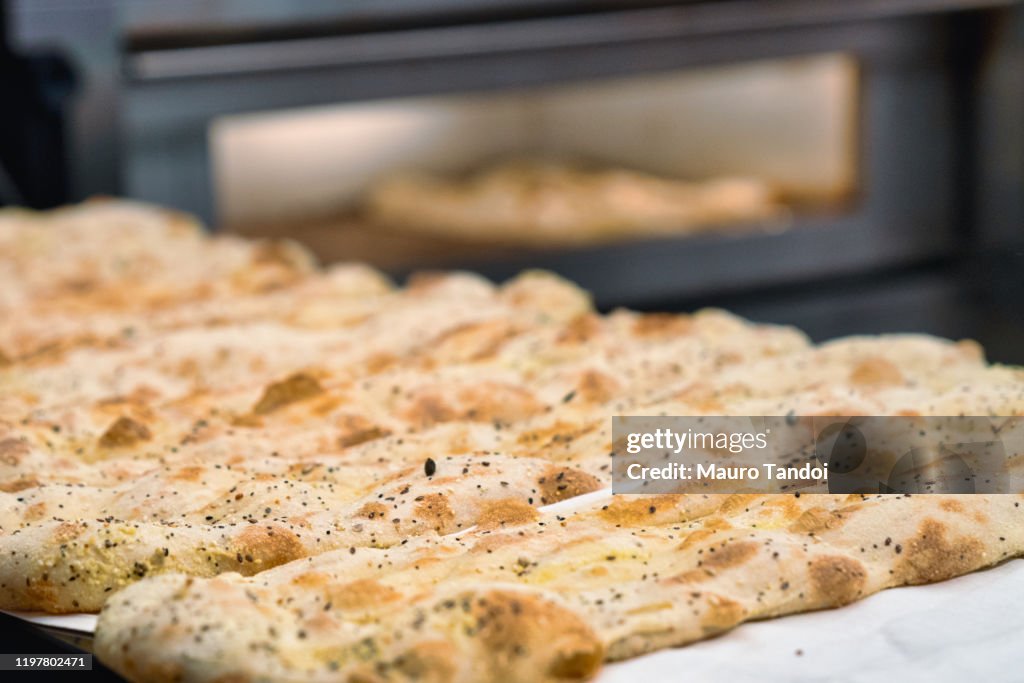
599,558,1024,683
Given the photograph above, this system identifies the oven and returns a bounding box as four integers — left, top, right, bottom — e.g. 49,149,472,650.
4,0,1023,358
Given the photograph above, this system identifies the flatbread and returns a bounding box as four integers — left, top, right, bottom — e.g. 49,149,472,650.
1,200,1022,682
0,199,314,318
1,283,1018,612
365,160,783,246
0,452,601,612
94,491,1024,682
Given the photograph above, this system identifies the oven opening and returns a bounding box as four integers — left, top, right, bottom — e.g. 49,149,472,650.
211,52,858,270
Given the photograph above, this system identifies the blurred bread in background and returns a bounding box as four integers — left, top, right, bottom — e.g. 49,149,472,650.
365,159,784,247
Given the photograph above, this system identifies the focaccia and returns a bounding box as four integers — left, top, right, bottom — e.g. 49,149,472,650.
2,321,1018,612
0,452,601,612
0,199,314,317
94,491,1024,683
2,200,1022,683
365,160,783,246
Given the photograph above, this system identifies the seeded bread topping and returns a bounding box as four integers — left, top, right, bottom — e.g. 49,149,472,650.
0,200,1021,682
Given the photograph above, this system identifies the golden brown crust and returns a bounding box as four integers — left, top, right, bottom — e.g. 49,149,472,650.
893,518,986,584
252,373,324,415
98,416,153,449
336,414,392,449
2,201,1023,683
476,498,539,530
94,493,1024,682
232,524,306,569
808,555,868,606
849,357,905,387
538,467,602,505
